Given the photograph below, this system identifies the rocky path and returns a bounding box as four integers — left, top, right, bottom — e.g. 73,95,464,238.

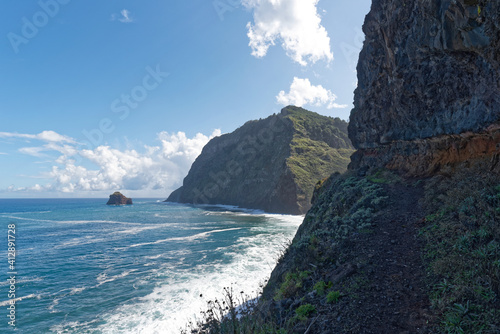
312,183,436,333
353,183,435,333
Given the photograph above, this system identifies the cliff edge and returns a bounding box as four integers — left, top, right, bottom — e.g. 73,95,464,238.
166,106,354,214
252,0,500,332
349,0,500,176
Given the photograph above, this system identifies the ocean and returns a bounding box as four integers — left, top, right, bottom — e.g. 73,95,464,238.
0,198,302,333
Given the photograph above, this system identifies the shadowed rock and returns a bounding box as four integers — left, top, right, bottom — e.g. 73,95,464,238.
106,192,133,205
349,0,500,176
166,106,354,214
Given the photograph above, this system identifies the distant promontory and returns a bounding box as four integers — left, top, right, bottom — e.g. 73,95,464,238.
106,192,133,205
166,106,354,214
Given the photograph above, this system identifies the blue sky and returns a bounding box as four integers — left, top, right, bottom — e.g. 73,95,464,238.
0,0,371,198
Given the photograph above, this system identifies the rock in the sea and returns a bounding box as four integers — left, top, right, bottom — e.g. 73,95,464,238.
349,0,500,175
166,106,354,214
106,192,133,205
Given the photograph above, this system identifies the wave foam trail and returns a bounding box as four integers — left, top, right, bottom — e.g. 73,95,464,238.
96,270,138,287
0,294,37,307
1,216,140,225
122,227,243,250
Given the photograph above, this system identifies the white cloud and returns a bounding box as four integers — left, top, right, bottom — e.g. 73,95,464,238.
277,77,348,109
19,142,78,158
0,130,76,143
6,130,221,195
19,146,47,158
243,0,333,66
111,9,134,23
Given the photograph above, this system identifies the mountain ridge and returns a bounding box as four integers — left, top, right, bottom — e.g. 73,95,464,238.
166,106,354,215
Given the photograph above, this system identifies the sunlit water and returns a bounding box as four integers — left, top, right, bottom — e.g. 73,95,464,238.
0,198,302,333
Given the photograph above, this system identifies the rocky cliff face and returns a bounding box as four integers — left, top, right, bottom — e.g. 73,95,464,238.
166,106,354,214
349,0,500,175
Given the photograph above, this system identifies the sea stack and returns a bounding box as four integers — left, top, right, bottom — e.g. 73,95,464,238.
106,192,133,205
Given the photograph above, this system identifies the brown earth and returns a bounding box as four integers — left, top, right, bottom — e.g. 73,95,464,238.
350,127,500,178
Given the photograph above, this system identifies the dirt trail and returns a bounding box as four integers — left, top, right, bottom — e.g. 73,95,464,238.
313,183,436,333
355,183,435,333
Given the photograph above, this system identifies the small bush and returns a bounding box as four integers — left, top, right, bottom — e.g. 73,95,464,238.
313,280,333,296
326,290,341,303
274,270,311,301
294,304,316,322
366,169,402,184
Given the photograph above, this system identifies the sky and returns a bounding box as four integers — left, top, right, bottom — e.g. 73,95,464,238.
0,0,371,198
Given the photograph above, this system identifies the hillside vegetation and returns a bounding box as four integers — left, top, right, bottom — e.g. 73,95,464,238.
167,106,354,214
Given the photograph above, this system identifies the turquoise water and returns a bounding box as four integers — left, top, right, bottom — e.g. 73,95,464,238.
0,199,302,333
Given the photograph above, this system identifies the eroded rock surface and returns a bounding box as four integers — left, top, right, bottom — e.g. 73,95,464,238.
349,0,500,175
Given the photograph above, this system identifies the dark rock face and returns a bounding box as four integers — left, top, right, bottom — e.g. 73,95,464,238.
106,192,133,205
349,0,500,160
166,106,354,214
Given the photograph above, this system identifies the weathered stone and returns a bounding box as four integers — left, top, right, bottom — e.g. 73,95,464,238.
349,0,500,175
106,192,133,205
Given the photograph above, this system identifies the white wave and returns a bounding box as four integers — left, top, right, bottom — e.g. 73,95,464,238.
3,210,52,215
1,215,141,225
54,236,109,249
43,284,88,313
122,228,243,250
96,269,138,287
48,296,60,312
115,225,166,235
0,276,43,287
263,213,305,223
50,319,101,334
69,287,86,295
0,293,37,307
63,218,301,334
199,204,266,215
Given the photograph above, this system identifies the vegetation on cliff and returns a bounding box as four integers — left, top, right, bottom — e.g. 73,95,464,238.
183,166,500,333
167,106,354,214
285,106,353,207
421,162,500,333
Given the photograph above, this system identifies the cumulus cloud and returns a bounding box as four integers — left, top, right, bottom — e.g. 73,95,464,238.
277,77,348,109
0,130,76,143
111,9,134,23
5,130,221,195
243,0,333,66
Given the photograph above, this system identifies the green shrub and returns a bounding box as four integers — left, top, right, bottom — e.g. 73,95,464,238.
274,270,311,301
366,169,401,184
313,280,333,296
294,304,316,322
326,290,341,303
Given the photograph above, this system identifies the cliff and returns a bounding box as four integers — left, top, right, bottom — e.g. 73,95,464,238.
227,1,500,332
349,0,500,176
184,2,500,332
106,192,132,205
166,106,354,214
